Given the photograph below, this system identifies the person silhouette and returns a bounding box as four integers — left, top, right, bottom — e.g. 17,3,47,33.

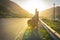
22,9,41,40
27,8,39,30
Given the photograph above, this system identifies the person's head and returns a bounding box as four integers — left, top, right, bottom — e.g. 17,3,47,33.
35,8,39,14
35,8,37,11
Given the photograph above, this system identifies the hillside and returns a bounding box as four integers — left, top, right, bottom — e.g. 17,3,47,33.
0,0,32,18
40,6,60,20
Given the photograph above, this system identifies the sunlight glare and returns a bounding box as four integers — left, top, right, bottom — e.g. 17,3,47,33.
23,0,47,14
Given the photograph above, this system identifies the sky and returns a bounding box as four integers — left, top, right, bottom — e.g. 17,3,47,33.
11,0,60,14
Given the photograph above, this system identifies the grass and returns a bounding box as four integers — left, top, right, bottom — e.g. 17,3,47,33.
39,26,54,40
22,25,54,40
42,19,60,34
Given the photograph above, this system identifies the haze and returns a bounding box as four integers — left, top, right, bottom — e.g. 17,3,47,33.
11,0,60,14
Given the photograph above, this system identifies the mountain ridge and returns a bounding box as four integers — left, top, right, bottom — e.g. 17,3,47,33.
40,6,60,20
0,0,32,18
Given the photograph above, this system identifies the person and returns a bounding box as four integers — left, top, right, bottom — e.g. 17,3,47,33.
27,8,39,30
22,9,41,40
35,8,39,27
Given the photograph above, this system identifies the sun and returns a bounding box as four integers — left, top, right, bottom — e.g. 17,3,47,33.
23,0,47,14
11,0,47,14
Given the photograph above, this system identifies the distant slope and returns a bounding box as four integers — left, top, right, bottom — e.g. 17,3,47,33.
40,6,60,19
0,0,32,18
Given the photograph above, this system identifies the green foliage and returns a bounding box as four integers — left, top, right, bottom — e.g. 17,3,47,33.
42,19,60,34
22,24,54,40
39,26,54,40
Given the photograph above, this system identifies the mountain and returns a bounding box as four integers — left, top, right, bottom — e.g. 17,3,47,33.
40,6,60,20
0,0,32,18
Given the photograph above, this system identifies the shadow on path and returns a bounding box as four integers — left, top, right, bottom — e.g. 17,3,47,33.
22,26,41,40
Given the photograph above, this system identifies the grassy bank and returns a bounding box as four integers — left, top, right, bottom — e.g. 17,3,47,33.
22,25,54,40
39,25,54,40
42,19,60,34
